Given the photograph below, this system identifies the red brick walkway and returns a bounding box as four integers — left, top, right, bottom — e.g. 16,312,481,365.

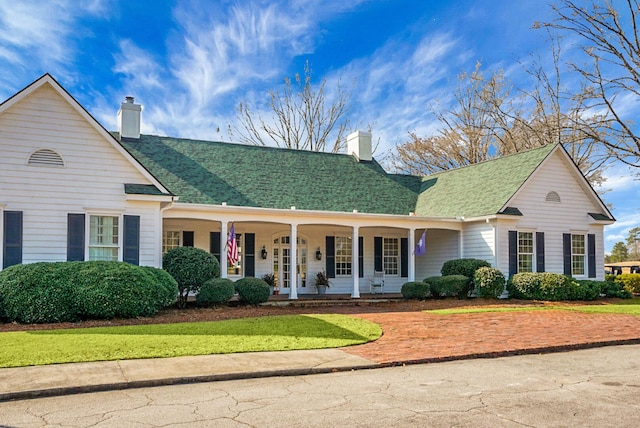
342,310,640,363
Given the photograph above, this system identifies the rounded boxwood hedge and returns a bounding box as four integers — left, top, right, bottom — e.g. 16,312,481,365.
162,246,220,307
0,261,176,323
473,267,505,298
441,258,491,279
401,281,431,300
197,278,235,306
0,262,79,323
235,277,270,306
426,275,471,298
140,266,179,308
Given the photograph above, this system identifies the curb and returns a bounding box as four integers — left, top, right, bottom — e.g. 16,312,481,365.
4,338,640,402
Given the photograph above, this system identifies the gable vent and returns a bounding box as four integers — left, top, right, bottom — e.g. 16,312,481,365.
28,149,65,167
545,191,561,203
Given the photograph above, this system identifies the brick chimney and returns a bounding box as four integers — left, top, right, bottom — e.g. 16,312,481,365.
118,96,141,140
347,130,372,162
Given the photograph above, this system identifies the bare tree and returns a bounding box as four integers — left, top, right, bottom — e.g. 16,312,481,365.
392,47,611,186
231,62,353,153
536,0,640,169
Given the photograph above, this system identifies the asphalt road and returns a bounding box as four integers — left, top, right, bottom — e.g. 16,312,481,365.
2,345,639,427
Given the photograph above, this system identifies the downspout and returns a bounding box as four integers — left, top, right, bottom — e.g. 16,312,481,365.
158,197,176,267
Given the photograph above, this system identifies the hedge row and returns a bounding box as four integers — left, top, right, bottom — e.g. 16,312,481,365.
507,272,631,300
0,261,178,324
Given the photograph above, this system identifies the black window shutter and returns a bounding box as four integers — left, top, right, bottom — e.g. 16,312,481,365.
210,232,221,263
67,213,85,261
400,237,408,278
374,237,383,272
587,234,596,278
3,211,23,269
563,233,572,275
325,236,335,278
245,233,255,277
508,231,517,277
359,236,364,278
182,231,194,247
123,215,140,265
536,232,545,272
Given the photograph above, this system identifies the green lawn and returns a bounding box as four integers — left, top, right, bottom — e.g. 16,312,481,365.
426,298,640,316
0,314,381,368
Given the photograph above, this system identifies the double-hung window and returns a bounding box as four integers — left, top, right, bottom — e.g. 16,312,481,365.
335,236,352,276
383,237,399,275
89,215,119,261
518,232,534,273
571,234,586,276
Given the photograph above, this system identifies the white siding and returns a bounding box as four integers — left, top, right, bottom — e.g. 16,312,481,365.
461,221,496,266
416,229,459,280
0,83,162,267
496,150,607,279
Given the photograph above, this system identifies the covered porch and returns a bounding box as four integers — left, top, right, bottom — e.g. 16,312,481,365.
162,203,462,299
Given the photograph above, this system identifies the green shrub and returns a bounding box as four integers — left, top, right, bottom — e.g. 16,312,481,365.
601,280,633,299
441,258,491,279
75,262,161,319
614,273,640,294
235,277,270,306
401,281,431,300
0,261,175,323
140,266,179,308
0,262,79,323
473,267,505,298
163,246,220,307
197,278,235,306
508,273,607,301
571,280,604,301
427,275,471,298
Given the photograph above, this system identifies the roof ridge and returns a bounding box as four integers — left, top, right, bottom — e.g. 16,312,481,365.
140,133,364,160
421,143,558,180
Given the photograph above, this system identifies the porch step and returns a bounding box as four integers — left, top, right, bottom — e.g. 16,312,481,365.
261,293,404,307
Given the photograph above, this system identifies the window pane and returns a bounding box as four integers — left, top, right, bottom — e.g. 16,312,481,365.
89,215,119,261
572,235,585,275
517,232,534,273
383,237,398,275
162,231,181,254
335,236,352,276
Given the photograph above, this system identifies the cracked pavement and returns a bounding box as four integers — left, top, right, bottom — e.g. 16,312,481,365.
1,344,639,427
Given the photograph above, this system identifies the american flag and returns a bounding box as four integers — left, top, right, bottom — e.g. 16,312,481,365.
227,223,239,265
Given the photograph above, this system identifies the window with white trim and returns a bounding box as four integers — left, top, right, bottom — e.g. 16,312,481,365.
89,215,119,261
162,230,181,254
383,237,399,275
518,232,534,273
335,236,352,276
572,234,586,276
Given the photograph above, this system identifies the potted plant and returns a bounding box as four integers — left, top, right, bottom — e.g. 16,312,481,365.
262,273,278,295
314,271,330,295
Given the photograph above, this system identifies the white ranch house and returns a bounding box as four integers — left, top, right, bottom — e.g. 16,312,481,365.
0,75,615,298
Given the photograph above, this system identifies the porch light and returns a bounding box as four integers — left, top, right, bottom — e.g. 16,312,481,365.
315,247,322,261
261,246,268,259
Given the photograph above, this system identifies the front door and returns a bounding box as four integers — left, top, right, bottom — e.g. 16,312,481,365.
272,235,307,294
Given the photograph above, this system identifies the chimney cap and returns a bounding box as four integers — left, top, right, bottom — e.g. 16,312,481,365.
125,96,135,103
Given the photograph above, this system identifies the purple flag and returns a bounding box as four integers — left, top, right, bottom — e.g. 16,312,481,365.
415,230,426,256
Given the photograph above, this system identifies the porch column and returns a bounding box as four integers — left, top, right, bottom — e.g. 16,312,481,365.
408,228,416,282
289,223,298,300
220,221,228,279
352,226,360,298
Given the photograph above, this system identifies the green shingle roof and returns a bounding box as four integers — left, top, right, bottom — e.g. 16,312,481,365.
119,135,419,215
124,183,168,196
119,134,558,218
414,144,557,218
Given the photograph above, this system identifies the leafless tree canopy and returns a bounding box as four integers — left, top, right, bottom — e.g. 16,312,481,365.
392,39,611,186
538,0,640,168
231,62,352,153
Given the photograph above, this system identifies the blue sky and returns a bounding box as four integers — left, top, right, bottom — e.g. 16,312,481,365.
0,0,637,253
